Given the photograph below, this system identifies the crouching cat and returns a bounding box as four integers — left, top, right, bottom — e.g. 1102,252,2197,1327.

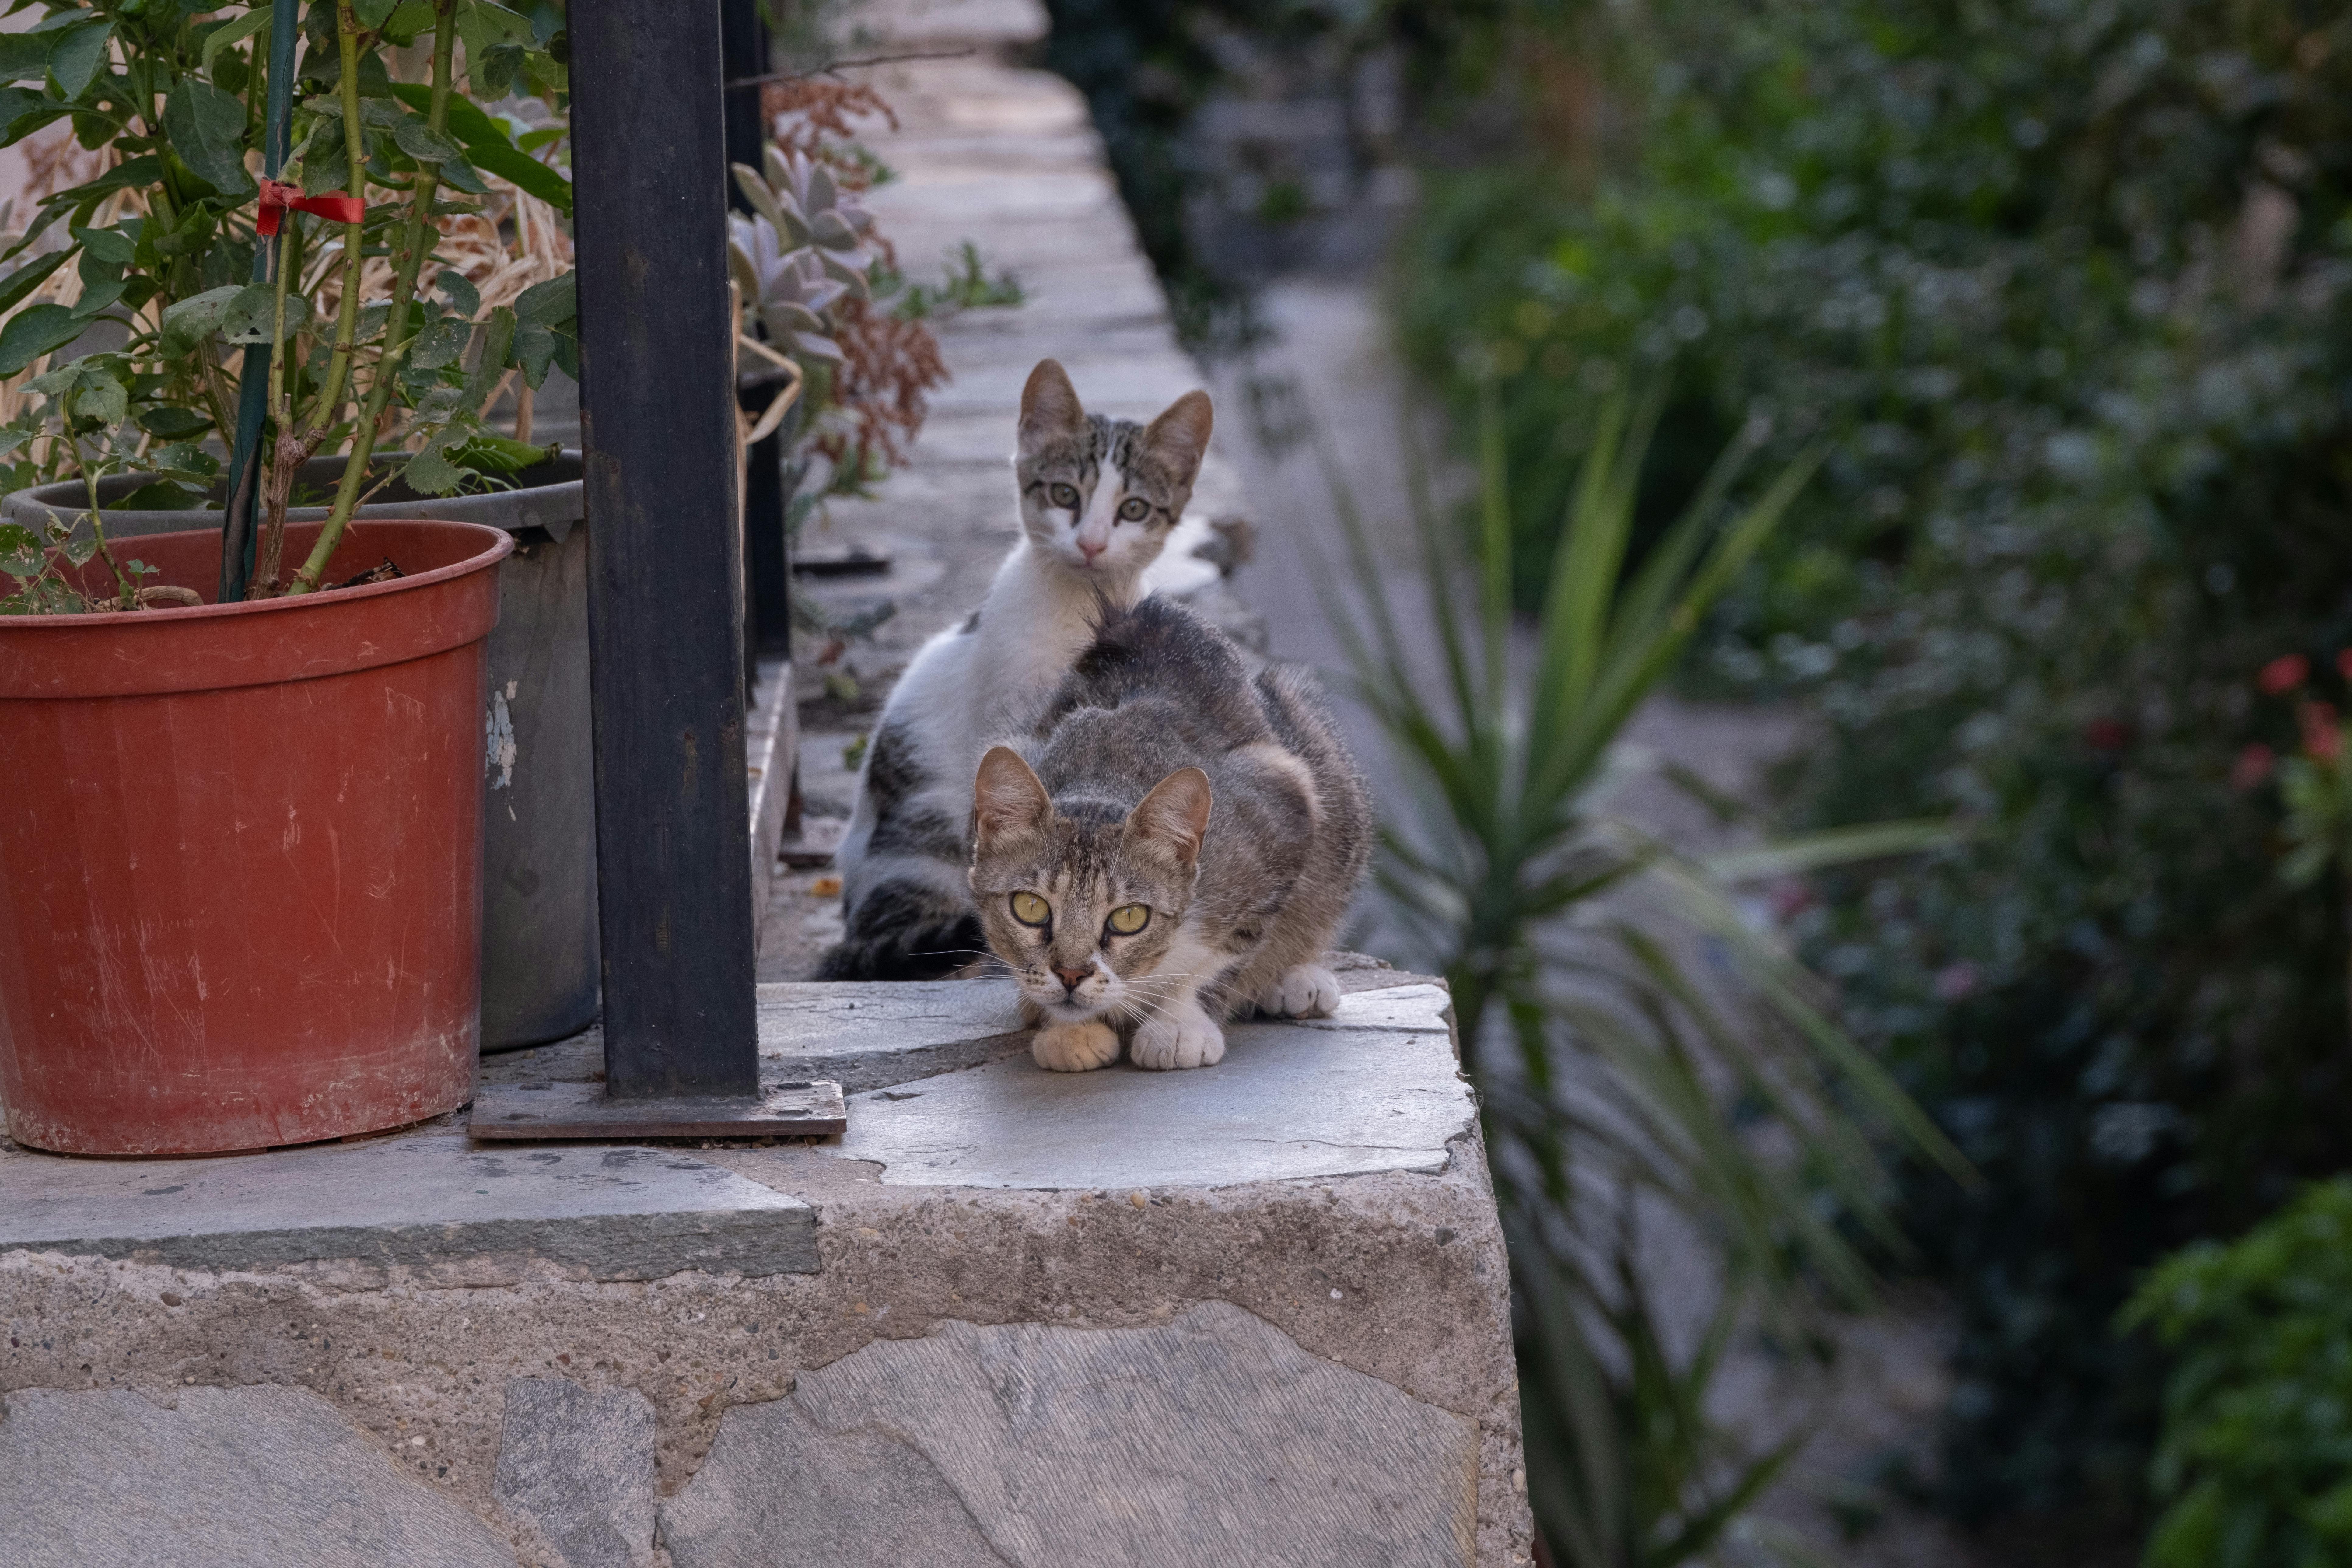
819,359,1215,980
968,596,1371,1071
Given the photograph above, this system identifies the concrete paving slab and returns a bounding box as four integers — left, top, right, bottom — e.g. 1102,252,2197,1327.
831,992,1474,1190
0,1385,521,1568
0,1133,817,1278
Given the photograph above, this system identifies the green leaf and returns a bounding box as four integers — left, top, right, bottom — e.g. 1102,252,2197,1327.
466,136,568,211
436,268,480,320
0,520,42,578
138,406,212,440
0,30,48,85
0,302,83,375
156,283,244,358
198,6,273,77
59,526,97,566
162,79,255,197
46,18,110,100
436,154,487,195
69,224,132,266
113,480,199,511
220,280,299,344
401,416,478,494
406,313,471,370
0,248,69,315
460,303,515,408
298,115,348,196
353,0,400,26
379,0,435,44
69,369,125,428
68,274,124,319
0,85,54,145
392,117,463,164
454,432,555,472
152,442,221,481
514,269,574,327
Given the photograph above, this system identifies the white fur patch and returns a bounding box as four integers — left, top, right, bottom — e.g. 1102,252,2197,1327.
1256,964,1340,1020
1130,994,1225,1070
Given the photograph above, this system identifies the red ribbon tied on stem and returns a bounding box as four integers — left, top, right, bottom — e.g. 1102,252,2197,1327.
256,178,365,236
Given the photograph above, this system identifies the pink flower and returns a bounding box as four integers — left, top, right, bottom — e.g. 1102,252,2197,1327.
2084,718,2130,752
2337,650,2352,683
1934,963,1980,1001
2231,743,2276,791
2260,654,2310,695
2302,702,2343,762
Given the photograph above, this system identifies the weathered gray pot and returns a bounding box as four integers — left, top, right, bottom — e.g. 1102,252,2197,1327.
4,455,596,1052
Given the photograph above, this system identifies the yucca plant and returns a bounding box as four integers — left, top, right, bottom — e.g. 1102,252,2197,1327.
1319,382,1970,1566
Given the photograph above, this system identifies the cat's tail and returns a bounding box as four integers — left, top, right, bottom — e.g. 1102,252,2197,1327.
814,885,987,981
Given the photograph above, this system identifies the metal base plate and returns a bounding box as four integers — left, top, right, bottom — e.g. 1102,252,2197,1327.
469,1079,846,1141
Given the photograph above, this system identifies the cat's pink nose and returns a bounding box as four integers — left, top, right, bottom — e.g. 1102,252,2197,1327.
1052,966,1089,992
1076,539,1104,564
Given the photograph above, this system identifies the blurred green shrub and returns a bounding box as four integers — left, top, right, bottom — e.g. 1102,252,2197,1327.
2122,1178,2352,1568
1394,0,2352,1529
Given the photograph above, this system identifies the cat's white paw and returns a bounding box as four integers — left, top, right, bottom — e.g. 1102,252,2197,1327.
1031,1018,1121,1073
1257,964,1341,1020
1131,1010,1226,1070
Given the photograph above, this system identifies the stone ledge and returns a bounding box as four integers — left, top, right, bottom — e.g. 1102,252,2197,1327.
0,1135,818,1281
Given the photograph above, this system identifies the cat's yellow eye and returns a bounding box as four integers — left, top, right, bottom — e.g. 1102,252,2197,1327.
1115,497,1150,522
1010,891,1051,926
1106,903,1150,936
1049,483,1081,510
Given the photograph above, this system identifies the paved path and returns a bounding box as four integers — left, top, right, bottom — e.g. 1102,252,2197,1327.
757,0,1249,978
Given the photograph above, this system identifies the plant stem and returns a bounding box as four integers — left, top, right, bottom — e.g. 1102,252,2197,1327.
72,436,134,610
285,0,457,597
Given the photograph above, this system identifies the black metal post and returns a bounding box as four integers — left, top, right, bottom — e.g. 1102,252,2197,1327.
722,0,794,663
569,0,758,1100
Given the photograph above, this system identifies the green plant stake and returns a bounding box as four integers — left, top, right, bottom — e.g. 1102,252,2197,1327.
218,0,299,606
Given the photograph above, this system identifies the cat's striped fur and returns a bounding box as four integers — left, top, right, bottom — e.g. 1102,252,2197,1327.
817,359,1213,980
969,594,1374,1071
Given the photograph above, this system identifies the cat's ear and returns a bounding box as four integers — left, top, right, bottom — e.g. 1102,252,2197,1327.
974,746,1052,848
1018,359,1085,454
1127,766,1213,865
1141,390,1213,482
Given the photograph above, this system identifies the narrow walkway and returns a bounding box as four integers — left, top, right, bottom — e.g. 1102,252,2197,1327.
756,0,1251,978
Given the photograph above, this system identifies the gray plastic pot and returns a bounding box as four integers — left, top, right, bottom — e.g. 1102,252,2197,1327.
4,455,596,1052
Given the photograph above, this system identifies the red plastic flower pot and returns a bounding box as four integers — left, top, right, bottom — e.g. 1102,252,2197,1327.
0,519,515,1156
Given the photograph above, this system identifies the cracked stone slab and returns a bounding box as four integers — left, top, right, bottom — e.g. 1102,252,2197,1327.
495,1380,657,1568
657,1301,1478,1568
828,985,1473,1189
0,1385,519,1567
0,1132,815,1278
756,979,1031,1092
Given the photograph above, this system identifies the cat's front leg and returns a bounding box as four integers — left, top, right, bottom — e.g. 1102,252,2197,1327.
1130,991,1226,1070
1032,1018,1121,1072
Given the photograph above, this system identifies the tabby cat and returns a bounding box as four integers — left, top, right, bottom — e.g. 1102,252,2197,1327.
969,595,1372,1071
819,359,1214,981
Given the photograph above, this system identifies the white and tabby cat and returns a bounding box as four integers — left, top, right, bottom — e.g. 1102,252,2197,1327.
819,359,1214,980
969,594,1372,1071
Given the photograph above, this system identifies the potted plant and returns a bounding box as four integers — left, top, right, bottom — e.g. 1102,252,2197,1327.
0,0,576,1153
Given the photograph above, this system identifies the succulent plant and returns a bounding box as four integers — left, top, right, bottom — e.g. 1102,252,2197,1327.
726,147,878,365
